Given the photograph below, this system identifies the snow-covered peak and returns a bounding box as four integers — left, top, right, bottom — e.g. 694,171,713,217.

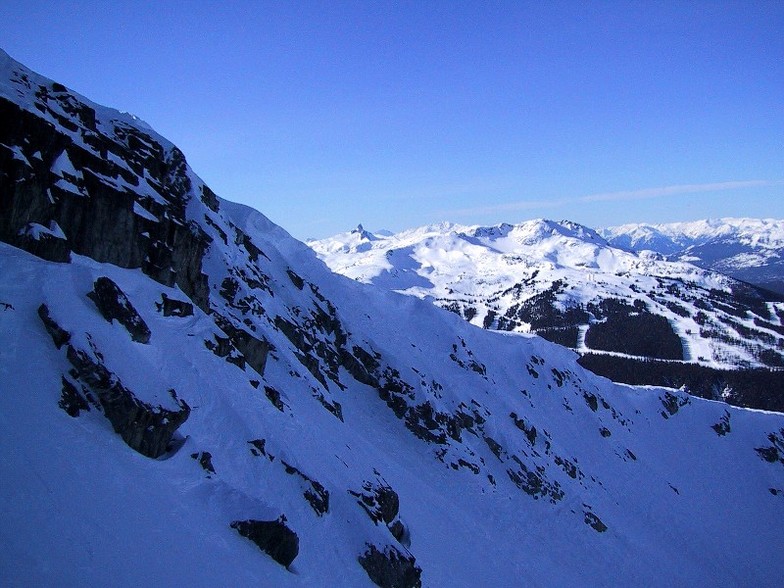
312,217,686,284
351,223,379,241
469,222,515,240
311,217,784,370
313,219,610,266
602,217,784,252
504,218,605,244
0,48,176,156
601,218,784,294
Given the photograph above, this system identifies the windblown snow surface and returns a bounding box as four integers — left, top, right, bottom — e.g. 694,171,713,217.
1,48,784,587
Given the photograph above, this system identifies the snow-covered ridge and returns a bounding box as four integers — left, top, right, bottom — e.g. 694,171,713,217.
0,48,170,152
2,49,784,587
312,218,701,276
600,218,784,295
311,219,784,372
601,217,784,253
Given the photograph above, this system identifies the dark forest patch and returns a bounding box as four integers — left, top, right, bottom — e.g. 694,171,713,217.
578,353,784,413
585,299,683,360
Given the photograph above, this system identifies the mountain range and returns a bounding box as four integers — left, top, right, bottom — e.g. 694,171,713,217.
2,49,784,587
601,218,784,295
311,219,784,410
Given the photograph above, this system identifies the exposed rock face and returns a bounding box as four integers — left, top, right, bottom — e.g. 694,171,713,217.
65,344,190,458
38,303,189,458
0,88,211,311
213,314,270,377
281,460,330,516
87,276,151,343
230,518,299,568
191,451,215,475
372,486,399,525
352,481,399,525
58,376,90,417
660,390,690,419
351,480,410,546
14,221,70,262
157,293,193,317
756,429,784,466
37,303,70,348
247,438,269,458
712,411,732,436
358,544,422,588
584,510,608,533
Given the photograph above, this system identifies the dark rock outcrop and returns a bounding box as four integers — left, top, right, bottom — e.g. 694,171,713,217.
58,376,90,417
37,303,70,349
755,429,784,466
230,518,299,568
157,293,193,317
65,344,190,458
0,93,211,312
204,333,245,368
351,480,410,545
660,390,690,419
358,544,422,588
200,185,219,212
281,460,330,516
214,314,270,377
388,519,408,544
191,451,216,475
712,411,731,436
87,276,151,343
351,482,400,525
38,303,189,457
584,510,608,533
263,385,286,411
247,438,271,459
14,221,70,262
510,412,537,446
506,455,564,503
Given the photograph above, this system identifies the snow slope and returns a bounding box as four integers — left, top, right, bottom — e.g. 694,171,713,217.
2,48,784,587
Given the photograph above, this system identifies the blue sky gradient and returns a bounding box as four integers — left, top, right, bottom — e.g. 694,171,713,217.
2,1,782,239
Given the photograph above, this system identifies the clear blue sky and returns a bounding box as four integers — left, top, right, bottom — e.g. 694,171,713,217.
2,1,782,239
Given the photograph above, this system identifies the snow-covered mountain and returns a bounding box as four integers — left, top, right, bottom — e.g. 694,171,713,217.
311,221,784,369
2,49,784,587
601,218,784,295
311,221,784,411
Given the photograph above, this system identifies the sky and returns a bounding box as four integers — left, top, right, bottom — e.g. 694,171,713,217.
1,1,782,240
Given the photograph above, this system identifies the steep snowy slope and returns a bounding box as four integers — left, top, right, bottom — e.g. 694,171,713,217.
311,221,784,372
2,49,784,587
601,218,784,295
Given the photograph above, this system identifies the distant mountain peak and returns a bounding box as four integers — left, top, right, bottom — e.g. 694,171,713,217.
601,217,784,294
351,223,378,241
